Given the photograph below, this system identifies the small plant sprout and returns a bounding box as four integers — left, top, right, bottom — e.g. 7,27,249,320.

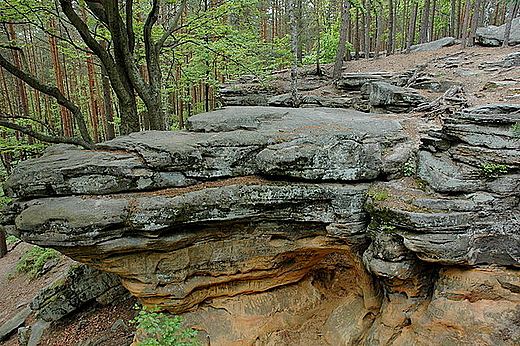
403,159,416,177
479,163,507,180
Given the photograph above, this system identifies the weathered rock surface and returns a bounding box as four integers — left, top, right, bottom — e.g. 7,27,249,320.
337,72,394,91
362,81,427,112
476,17,520,46
408,37,457,52
2,105,520,345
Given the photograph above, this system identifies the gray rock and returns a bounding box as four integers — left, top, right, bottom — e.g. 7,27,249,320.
3,103,520,345
300,95,353,108
476,17,520,46
26,321,50,346
363,81,427,112
267,93,293,106
408,37,457,52
337,72,393,90
0,307,31,341
30,264,124,322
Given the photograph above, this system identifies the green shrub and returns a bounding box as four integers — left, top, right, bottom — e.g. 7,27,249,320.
16,246,60,278
510,123,520,138
479,163,507,179
131,306,201,346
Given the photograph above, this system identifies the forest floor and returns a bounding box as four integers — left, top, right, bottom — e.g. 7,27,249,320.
0,43,518,346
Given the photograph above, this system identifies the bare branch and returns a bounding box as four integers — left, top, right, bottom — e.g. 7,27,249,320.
0,118,94,149
0,113,56,133
156,0,188,50
0,51,93,144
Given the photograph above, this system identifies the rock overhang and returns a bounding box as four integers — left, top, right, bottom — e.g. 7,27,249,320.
2,105,520,345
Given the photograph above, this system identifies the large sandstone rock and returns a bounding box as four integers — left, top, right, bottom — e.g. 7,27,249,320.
2,105,520,345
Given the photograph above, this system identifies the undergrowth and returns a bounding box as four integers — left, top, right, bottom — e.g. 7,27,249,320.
16,246,60,278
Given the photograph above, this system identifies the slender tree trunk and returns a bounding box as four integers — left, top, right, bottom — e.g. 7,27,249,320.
8,23,33,145
419,0,431,43
503,1,520,47
49,18,74,137
461,0,472,47
450,0,457,37
430,0,437,40
406,2,418,52
355,7,360,59
296,0,303,64
333,0,350,80
387,0,395,55
375,3,383,57
363,0,372,59
289,0,299,107
469,0,483,46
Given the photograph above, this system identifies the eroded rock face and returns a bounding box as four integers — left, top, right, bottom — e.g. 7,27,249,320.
2,105,520,345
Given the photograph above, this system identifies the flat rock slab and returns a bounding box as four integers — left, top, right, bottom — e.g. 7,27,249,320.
5,107,407,199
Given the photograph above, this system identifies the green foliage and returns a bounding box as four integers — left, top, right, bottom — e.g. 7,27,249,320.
372,190,390,201
131,306,201,346
402,159,416,177
479,163,507,179
16,246,60,278
510,123,520,138
379,223,396,232
5,273,14,280
6,235,19,245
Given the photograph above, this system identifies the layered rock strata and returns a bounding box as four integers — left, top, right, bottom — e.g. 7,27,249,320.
2,105,520,345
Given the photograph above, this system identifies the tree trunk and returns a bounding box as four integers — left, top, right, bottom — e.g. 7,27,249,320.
419,0,431,43
387,0,395,55
375,3,383,58
503,1,520,47
406,2,419,52
289,0,299,107
469,0,483,46
48,18,74,138
0,229,7,258
461,0,472,47
363,0,372,59
430,0,437,40
450,0,457,37
333,0,350,80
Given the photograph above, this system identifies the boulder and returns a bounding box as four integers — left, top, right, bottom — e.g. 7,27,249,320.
408,37,457,52
30,264,126,322
362,81,427,112
336,72,393,90
476,17,520,46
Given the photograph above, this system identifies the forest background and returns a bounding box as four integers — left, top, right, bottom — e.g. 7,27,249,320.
0,0,518,178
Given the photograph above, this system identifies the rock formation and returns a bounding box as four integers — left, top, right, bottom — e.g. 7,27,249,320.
2,105,520,345
476,17,520,47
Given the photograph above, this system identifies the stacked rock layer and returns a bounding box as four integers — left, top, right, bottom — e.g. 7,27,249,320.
2,106,519,345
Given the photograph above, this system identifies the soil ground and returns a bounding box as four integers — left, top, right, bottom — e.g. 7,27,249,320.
0,43,518,346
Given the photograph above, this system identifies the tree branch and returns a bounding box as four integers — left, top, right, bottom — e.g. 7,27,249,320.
0,118,94,149
0,51,93,144
156,0,187,50
126,0,135,53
